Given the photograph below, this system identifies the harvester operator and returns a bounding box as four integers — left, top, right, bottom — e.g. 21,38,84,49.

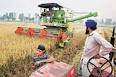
57,28,69,48
79,19,114,77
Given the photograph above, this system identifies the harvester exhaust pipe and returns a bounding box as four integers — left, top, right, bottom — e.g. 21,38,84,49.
109,26,115,61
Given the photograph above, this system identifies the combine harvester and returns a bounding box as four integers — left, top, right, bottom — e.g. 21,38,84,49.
15,3,97,38
15,3,97,48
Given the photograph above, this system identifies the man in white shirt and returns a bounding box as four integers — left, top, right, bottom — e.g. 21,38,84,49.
79,19,114,77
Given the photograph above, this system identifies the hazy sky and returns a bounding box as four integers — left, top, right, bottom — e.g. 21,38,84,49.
0,0,116,20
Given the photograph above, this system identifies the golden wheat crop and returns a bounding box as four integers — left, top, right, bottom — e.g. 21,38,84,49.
0,22,54,65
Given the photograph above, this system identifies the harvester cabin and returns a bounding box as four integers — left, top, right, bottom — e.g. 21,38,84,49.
38,3,67,36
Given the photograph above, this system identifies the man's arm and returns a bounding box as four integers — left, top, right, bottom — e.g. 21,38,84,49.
35,56,55,65
94,33,114,56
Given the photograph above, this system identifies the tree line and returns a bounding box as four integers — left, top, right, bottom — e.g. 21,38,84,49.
0,12,39,23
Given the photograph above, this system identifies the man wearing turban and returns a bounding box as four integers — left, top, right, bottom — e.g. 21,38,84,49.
78,19,114,77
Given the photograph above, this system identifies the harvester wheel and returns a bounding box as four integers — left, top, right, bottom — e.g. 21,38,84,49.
87,56,113,77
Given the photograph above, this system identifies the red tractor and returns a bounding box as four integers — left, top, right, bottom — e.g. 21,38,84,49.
30,62,75,77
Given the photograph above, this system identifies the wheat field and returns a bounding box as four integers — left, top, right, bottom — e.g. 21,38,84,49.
0,22,115,77
0,22,54,64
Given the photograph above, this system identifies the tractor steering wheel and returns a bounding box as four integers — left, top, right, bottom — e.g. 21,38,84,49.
87,56,113,77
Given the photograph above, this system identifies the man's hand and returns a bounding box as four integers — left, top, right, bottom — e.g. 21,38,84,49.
112,48,116,52
31,62,36,70
32,65,35,70
94,54,101,59
112,48,116,51
35,61,42,65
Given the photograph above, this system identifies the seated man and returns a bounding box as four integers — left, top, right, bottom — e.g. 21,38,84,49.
32,44,55,70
